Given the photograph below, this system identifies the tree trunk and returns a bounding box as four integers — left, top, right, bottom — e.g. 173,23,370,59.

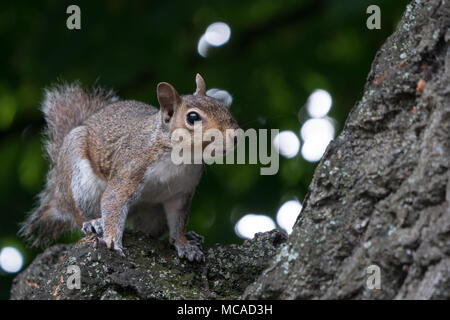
244,0,450,299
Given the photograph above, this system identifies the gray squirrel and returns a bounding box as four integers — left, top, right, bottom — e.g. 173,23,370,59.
19,74,240,262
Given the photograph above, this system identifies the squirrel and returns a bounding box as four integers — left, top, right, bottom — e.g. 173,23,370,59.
19,74,240,262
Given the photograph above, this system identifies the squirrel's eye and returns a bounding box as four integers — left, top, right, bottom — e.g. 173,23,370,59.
186,111,201,125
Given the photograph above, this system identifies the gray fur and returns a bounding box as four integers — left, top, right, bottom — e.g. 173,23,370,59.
20,75,239,261
20,83,119,247
42,82,118,163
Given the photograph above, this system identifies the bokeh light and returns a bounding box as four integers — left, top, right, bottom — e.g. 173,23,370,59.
300,118,335,162
197,34,210,58
306,89,332,118
273,130,300,159
300,118,335,141
0,247,24,273
234,214,276,239
204,22,231,46
301,135,332,162
197,22,231,57
206,88,233,107
276,200,302,234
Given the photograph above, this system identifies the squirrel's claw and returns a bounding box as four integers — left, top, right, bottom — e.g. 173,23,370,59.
174,241,205,263
112,246,126,258
93,236,107,249
93,236,100,249
107,240,126,257
93,237,125,258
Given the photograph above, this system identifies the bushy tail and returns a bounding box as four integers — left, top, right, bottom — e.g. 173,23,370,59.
42,82,119,164
18,169,74,247
19,82,119,247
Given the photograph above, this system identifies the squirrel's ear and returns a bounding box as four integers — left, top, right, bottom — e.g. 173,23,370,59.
194,73,206,96
157,82,181,124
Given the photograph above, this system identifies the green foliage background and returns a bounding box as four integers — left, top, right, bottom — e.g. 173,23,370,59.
0,0,409,299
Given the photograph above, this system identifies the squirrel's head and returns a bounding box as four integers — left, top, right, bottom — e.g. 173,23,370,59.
157,74,240,159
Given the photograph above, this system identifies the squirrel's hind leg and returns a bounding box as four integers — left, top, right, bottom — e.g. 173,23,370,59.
60,126,106,224
81,218,103,236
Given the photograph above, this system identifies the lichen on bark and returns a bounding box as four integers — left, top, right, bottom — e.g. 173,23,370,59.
10,230,286,300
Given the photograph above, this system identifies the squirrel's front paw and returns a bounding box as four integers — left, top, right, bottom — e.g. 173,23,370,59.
81,218,103,236
93,236,125,258
173,240,205,262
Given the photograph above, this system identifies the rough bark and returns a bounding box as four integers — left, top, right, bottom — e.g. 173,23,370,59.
244,0,450,299
10,230,286,299
11,0,450,300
